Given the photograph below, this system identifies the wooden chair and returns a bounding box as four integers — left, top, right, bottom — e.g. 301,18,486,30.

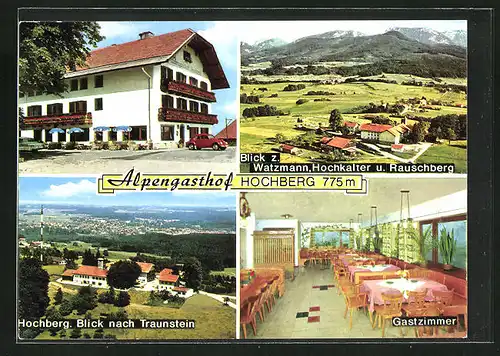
342,284,369,330
268,275,279,306
441,305,467,333
402,288,428,316
261,282,274,313
373,291,404,337
409,268,430,279
240,295,259,339
407,305,441,337
253,286,267,322
433,289,455,311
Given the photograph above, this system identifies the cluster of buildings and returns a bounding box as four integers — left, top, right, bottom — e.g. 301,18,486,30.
19,29,229,149
59,258,194,298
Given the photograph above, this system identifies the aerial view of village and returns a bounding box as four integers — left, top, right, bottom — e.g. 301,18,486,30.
17,177,236,340
18,21,238,174
239,21,467,173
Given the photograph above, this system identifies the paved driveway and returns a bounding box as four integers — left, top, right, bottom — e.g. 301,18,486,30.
19,147,237,174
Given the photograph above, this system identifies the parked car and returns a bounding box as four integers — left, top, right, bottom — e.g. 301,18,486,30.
186,134,228,151
19,137,45,152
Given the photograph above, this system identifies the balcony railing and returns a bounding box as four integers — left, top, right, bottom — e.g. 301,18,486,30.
161,79,216,103
158,107,218,125
22,112,93,127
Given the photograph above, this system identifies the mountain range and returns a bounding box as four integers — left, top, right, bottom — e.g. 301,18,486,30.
241,29,466,66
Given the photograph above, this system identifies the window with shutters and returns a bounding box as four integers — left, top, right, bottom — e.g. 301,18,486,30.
70,79,78,91
176,72,187,83
80,77,88,90
189,77,198,87
162,95,174,108
94,75,103,88
69,101,87,114
176,98,187,110
189,101,199,112
95,98,103,111
47,103,63,116
27,105,42,117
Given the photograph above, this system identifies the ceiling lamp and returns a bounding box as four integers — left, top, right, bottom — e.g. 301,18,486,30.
281,214,293,219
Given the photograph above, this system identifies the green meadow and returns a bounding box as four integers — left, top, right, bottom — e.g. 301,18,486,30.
240,72,467,168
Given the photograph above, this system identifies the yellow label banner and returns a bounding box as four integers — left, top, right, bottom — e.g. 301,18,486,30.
97,169,367,194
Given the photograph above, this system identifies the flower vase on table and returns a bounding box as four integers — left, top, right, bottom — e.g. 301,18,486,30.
240,269,255,287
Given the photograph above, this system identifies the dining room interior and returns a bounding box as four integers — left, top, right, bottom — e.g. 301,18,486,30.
239,177,467,339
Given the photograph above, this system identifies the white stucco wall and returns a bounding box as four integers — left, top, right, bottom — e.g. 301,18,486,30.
19,43,217,146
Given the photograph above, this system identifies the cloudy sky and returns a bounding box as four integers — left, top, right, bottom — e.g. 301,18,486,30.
96,21,239,135
19,177,236,207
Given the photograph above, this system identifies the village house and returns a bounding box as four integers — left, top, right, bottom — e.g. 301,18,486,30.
136,262,154,284
279,144,301,155
359,122,413,145
172,286,194,298
72,264,109,288
157,268,180,291
391,144,405,153
320,137,356,155
19,29,230,148
343,121,360,134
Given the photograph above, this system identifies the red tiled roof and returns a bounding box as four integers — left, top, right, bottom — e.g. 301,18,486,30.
392,144,404,149
215,120,237,139
359,123,393,133
62,269,76,277
320,137,331,144
73,29,229,89
326,137,352,149
344,121,358,128
78,29,193,70
159,269,179,283
173,287,189,292
280,144,297,152
136,262,153,273
73,265,108,277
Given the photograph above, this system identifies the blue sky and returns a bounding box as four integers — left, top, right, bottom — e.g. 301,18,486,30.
96,21,238,135
19,177,236,207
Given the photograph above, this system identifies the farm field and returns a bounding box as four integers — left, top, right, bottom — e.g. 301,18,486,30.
239,74,467,169
415,141,467,173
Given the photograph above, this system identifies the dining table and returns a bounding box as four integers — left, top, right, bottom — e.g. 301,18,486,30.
240,269,281,306
361,278,449,313
348,264,401,282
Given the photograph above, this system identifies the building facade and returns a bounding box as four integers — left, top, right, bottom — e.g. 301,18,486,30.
71,265,109,288
136,262,154,284
19,29,230,149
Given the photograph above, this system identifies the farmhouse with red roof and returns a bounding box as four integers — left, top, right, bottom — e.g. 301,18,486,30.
343,121,360,134
359,123,410,144
136,262,155,284
157,268,180,291
72,264,109,288
320,137,356,154
19,29,229,148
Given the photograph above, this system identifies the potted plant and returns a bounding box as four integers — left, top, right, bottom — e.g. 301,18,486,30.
438,227,457,271
417,226,435,267
373,227,382,253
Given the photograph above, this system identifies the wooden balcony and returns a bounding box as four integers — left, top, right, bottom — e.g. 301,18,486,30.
22,112,92,128
158,107,218,125
161,79,216,103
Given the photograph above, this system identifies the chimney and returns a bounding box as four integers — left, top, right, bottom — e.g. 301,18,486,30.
98,258,104,269
139,31,154,40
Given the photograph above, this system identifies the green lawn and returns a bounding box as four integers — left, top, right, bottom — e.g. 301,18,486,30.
416,141,467,173
39,283,235,340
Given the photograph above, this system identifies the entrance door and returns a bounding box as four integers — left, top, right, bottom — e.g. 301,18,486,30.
189,127,198,139
33,129,42,141
253,229,295,267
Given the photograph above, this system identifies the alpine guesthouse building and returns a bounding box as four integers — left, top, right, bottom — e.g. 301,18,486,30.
19,29,230,148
